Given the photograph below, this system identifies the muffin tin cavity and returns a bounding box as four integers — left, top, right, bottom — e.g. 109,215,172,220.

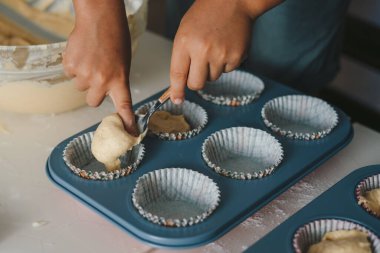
356,173,380,218
262,95,338,140
135,100,208,140
202,127,283,180
197,70,264,106
293,219,380,253
63,132,145,180
132,168,220,227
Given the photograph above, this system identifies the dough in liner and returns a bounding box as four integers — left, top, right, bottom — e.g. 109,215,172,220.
359,188,380,215
91,113,145,172
148,111,191,133
307,230,372,253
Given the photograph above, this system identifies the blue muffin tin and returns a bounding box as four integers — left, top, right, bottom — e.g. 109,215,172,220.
46,76,353,248
246,164,380,252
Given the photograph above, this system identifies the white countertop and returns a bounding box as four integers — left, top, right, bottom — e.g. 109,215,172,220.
1,32,380,253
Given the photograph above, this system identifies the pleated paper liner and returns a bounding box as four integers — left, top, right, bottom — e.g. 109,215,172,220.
262,95,338,140
202,127,283,180
197,70,264,106
132,168,220,227
356,173,380,219
292,219,380,253
135,100,208,140
63,132,145,180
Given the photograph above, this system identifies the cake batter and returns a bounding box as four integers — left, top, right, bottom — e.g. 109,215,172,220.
0,0,74,45
359,188,380,215
0,79,86,114
307,230,372,253
148,111,191,133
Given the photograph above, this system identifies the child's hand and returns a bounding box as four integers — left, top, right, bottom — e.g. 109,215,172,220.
169,0,282,104
63,0,137,135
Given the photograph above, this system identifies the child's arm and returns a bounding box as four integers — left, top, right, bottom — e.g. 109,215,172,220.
63,0,137,135
169,0,283,104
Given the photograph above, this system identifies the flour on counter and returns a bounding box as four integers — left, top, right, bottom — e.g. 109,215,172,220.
132,88,141,94
201,242,229,253
32,220,49,228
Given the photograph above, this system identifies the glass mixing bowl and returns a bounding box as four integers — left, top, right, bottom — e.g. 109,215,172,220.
0,0,147,114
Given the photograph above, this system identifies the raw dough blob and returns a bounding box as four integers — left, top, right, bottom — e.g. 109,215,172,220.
148,111,191,133
359,188,380,214
307,230,372,253
91,114,145,172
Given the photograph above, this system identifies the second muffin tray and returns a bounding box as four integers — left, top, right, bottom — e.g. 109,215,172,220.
46,76,353,248
245,164,380,252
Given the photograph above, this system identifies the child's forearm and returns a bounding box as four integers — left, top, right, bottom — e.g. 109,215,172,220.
169,0,284,103
238,0,284,19
72,0,128,26
64,0,137,135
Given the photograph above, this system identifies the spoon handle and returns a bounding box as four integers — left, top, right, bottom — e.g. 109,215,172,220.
158,88,171,103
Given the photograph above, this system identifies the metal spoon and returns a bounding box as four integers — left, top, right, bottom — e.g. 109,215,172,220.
135,88,171,134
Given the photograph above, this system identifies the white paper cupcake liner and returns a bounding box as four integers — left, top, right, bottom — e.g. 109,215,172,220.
262,95,338,140
132,168,220,227
202,127,283,180
63,132,145,180
135,100,208,140
197,70,265,106
293,219,380,253
356,174,380,218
